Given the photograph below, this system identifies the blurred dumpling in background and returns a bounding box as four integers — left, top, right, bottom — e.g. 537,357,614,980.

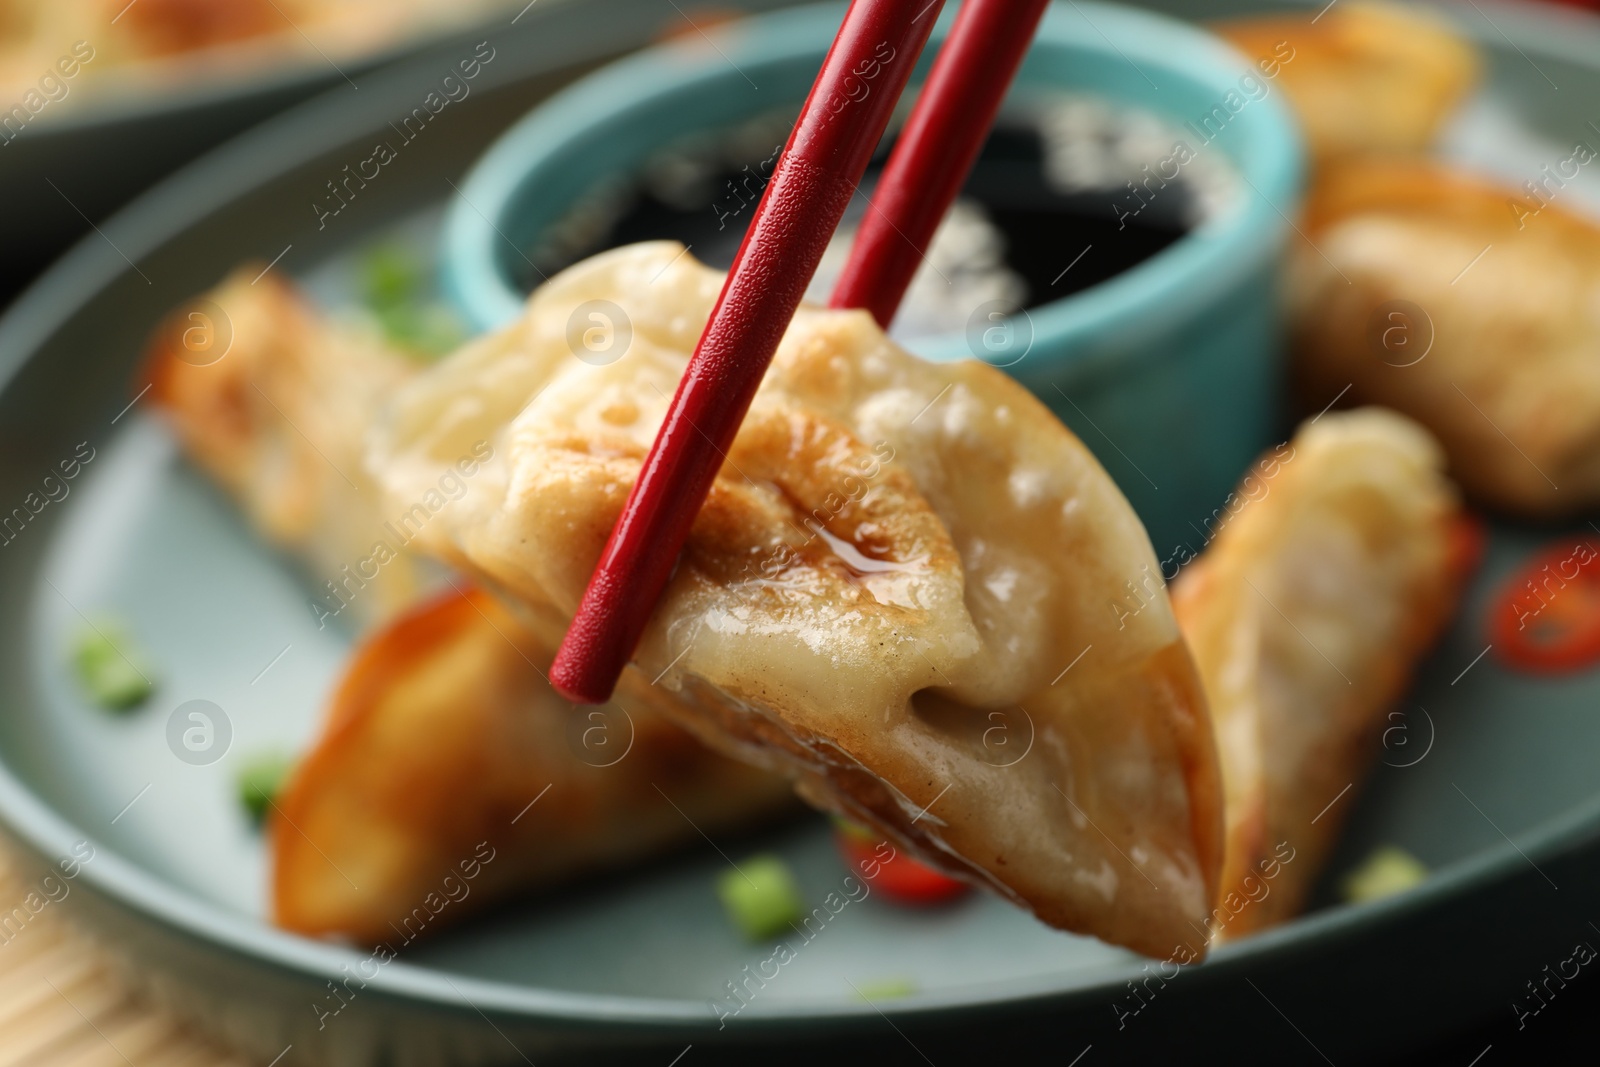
0,0,507,104
1214,0,1479,163
1288,159,1600,517
145,269,425,625
1172,409,1464,936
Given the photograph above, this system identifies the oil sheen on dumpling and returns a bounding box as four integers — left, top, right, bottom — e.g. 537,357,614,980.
1290,159,1600,518
372,242,1224,958
1172,409,1460,936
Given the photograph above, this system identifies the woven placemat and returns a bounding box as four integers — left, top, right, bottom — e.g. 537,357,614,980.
0,843,249,1067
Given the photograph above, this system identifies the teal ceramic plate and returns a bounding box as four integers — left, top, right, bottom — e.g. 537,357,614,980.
1,1,1599,1064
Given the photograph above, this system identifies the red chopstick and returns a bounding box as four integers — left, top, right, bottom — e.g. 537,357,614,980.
830,0,1050,327
551,0,945,704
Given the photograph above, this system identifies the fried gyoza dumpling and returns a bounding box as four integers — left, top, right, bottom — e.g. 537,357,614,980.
145,268,423,623
274,583,797,942
1214,1,1478,163
372,241,1224,958
1289,159,1600,518
1171,409,1461,936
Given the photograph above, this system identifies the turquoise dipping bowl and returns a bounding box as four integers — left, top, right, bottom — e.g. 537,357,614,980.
442,1,1304,555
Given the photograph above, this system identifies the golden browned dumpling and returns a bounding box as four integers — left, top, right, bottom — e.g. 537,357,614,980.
1214,1,1479,163
145,268,424,624
1171,409,1461,936
1290,159,1600,518
274,584,797,942
373,241,1225,959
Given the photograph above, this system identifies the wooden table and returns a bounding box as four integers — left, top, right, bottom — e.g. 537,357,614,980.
0,843,248,1067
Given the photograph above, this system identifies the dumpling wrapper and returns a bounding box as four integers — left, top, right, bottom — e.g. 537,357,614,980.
145,268,423,623
1214,0,1478,164
274,583,797,942
1289,159,1600,518
1172,408,1461,935
372,241,1224,958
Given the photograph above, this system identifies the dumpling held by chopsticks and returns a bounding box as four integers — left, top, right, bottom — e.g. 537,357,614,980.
371,241,1224,959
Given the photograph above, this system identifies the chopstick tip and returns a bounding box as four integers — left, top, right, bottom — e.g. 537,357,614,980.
551,645,619,705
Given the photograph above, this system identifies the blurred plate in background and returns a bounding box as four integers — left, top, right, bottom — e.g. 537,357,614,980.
0,0,790,303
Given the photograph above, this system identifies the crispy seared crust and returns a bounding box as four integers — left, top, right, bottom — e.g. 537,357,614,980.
1171,409,1461,936
1290,159,1600,517
273,584,797,943
143,268,422,622
1214,0,1478,163
374,242,1226,959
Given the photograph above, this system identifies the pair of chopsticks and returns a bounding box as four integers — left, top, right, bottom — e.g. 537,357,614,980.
551,0,1050,704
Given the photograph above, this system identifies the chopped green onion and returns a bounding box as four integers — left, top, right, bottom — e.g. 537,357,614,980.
237,751,297,823
854,977,916,1001
1341,846,1428,903
359,243,424,309
71,617,155,711
717,855,803,940
355,241,464,357
830,815,876,843
375,303,464,357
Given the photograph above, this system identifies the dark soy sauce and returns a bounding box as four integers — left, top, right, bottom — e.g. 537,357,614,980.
519,111,1201,312
958,124,1194,305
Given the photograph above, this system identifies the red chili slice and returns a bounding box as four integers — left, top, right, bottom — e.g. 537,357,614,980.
834,823,970,906
1445,511,1488,584
1490,537,1600,674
